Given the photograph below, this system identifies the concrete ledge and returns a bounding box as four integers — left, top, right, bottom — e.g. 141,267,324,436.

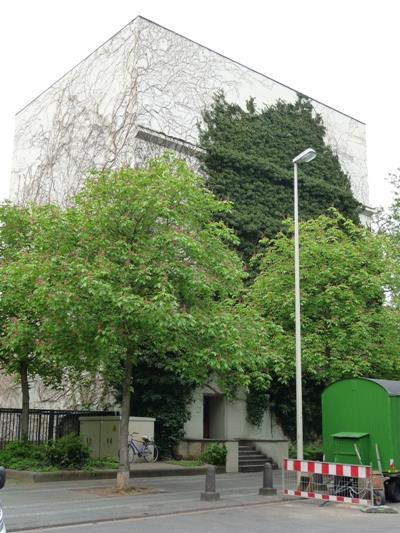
6,465,226,483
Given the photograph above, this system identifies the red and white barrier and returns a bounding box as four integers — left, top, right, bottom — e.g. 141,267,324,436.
282,459,373,507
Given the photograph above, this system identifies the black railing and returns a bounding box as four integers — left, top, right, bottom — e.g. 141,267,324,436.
0,408,119,448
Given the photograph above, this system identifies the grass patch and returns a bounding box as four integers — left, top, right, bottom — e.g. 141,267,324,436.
166,459,204,467
84,458,119,470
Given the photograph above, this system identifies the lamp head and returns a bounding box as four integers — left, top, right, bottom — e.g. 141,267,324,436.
293,148,316,164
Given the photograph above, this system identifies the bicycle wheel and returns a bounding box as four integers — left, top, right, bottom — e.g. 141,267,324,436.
143,443,159,463
118,445,136,464
128,445,136,464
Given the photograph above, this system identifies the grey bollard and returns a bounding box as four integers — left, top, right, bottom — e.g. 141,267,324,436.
259,462,277,495
200,465,220,501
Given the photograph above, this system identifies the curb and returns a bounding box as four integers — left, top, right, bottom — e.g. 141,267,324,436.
6,465,226,483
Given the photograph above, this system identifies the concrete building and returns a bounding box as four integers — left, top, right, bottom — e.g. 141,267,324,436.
10,17,370,464
12,16,369,208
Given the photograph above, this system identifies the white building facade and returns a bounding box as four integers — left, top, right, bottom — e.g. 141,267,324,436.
10,17,370,462
12,16,369,208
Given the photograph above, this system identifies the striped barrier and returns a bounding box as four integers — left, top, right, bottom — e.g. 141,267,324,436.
283,459,373,507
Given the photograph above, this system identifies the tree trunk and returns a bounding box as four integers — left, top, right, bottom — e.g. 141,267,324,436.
116,355,133,490
20,362,30,441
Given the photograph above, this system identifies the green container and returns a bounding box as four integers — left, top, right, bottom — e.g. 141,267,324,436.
322,378,400,474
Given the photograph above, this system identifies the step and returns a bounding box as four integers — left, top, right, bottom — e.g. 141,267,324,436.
238,449,260,454
239,464,266,472
240,462,268,469
239,449,264,454
239,457,269,464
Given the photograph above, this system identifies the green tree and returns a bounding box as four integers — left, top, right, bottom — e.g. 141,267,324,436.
0,203,65,439
42,155,274,489
375,169,400,310
248,210,400,439
200,92,361,261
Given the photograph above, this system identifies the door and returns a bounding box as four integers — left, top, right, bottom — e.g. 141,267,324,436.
203,396,211,438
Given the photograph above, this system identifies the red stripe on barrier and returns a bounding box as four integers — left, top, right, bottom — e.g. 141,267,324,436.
283,489,288,495
283,459,372,479
294,490,301,497
308,492,315,498
336,495,344,503
352,498,360,505
322,494,329,500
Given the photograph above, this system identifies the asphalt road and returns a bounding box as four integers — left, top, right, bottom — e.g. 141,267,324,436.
2,472,280,531
2,472,399,533
14,499,400,533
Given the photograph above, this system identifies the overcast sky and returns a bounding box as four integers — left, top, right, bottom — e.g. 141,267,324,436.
1,0,399,209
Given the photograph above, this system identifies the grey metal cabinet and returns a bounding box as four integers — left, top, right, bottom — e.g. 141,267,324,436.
80,416,120,460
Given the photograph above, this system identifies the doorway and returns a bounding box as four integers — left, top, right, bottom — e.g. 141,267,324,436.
203,394,225,439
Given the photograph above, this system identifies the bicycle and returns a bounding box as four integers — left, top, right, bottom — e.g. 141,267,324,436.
127,433,159,463
328,475,385,505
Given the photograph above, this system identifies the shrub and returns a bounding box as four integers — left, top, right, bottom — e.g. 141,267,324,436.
201,443,227,465
0,441,48,470
47,434,90,469
289,441,323,461
303,442,323,461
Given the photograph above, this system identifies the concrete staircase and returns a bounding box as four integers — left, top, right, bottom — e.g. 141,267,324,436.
238,442,277,473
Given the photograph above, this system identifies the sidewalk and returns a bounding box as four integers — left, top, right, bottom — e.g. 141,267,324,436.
6,461,225,483
1,470,282,531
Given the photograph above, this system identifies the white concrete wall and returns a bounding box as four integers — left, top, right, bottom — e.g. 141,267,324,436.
225,389,285,441
12,17,368,207
0,370,116,411
184,384,286,442
183,389,204,440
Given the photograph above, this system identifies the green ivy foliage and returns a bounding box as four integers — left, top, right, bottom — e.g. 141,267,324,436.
245,384,269,428
130,353,196,458
199,92,361,262
267,378,325,442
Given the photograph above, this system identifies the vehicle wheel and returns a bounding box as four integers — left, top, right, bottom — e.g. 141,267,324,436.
386,477,400,502
143,444,159,463
374,490,386,506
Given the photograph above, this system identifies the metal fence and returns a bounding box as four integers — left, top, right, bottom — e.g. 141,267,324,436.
282,458,374,507
0,408,119,448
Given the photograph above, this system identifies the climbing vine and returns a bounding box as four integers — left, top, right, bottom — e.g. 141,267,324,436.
199,92,361,262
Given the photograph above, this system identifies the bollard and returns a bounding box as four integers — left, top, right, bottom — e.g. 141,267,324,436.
200,465,220,501
259,462,277,495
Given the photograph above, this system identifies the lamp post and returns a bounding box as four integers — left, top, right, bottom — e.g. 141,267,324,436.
292,148,316,461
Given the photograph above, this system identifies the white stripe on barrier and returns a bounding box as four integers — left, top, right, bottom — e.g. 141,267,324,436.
343,465,351,477
283,489,370,507
328,464,336,475
283,459,371,479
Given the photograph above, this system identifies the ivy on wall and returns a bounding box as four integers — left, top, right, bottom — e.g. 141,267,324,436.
199,93,363,439
199,92,361,262
130,354,196,458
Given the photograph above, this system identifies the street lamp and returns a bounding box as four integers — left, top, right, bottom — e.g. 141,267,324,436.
292,148,316,461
